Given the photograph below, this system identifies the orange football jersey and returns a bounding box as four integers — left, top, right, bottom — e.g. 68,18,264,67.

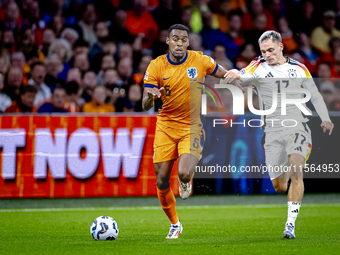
144,50,218,129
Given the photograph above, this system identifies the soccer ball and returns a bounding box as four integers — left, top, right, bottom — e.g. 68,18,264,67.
90,216,119,241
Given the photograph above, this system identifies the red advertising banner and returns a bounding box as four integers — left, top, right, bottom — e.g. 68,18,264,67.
0,115,179,198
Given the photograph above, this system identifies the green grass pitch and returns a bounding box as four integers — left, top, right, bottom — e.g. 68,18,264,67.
0,196,339,255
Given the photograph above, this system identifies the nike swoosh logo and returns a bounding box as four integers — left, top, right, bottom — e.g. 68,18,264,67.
163,77,172,80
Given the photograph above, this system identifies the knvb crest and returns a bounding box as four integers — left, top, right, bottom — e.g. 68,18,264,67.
187,67,198,79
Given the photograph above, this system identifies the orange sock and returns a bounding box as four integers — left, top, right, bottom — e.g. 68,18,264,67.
157,187,179,224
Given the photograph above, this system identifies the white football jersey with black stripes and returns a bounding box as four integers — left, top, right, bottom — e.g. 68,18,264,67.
239,56,330,132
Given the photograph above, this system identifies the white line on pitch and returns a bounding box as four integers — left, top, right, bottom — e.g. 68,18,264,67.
0,203,339,213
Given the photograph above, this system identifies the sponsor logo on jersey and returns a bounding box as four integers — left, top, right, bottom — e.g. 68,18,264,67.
144,71,149,80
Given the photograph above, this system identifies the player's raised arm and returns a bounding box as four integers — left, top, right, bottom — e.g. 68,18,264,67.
302,77,334,135
142,87,164,111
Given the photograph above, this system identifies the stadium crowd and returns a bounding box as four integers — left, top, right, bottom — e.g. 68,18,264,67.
0,0,340,114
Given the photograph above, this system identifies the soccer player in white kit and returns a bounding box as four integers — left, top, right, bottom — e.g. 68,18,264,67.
224,31,334,239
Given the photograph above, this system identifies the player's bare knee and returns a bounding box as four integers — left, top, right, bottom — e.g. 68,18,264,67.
156,172,170,190
178,169,191,183
274,182,287,194
156,177,170,190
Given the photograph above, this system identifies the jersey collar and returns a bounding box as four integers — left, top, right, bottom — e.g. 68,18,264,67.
167,51,188,65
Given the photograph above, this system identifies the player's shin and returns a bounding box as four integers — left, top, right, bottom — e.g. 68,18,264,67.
157,187,179,224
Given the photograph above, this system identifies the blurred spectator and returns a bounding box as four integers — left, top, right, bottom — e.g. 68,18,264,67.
83,86,115,113
60,27,79,48
110,10,133,44
152,0,180,30
211,0,231,33
44,54,64,88
64,81,80,112
319,81,337,110
0,56,10,75
78,3,97,47
133,54,152,85
104,68,124,105
236,43,257,70
323,37,340,63
316,62,332,83
95,21,110,40
277,16,297,54
81,70,97,103
115,84,143,112
125,0,158,49
311,10,340,54
290,1,318,36
200,10,238,62
212,45,233,69
331,47,340,77
23,51,40,77
0,67,22,111
40,0,71,26
296,32,321,76
180,5,193,31
119,43,133,61
89,21,112,62
48,38,72,81
137,55,152,76
153,29,168,58
244,13,267,53
37,84,67,113
189,1,208,33
41,29,56,57
66,67,82,84
101,54,116,70
118,57,134,86
96,54,116,85
0,72,12,112
5,85,37,113
102,37,117,55
188,33,204,52
28,62,51,106
10,51,28,85
4,1,21,32
227,10,244,47
73,52,89,72
19,25,45,63
243,0,276,31
72,39,90,56
48,38,72,64
22,0,44,47
3,29,16,54
48,15,65,37
268,0,286,18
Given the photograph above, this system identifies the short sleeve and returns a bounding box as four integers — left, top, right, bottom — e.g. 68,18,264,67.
239,58,261,83
201,54,218,75
143,60,159,88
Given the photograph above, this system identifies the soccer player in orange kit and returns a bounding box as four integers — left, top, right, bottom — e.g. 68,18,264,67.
142,24,241,239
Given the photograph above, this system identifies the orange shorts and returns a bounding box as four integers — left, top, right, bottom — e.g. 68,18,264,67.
153,122,205,163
